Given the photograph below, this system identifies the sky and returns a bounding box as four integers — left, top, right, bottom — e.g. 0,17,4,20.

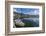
13,8,39,15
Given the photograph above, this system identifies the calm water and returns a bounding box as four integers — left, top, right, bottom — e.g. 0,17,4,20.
17,18,39,27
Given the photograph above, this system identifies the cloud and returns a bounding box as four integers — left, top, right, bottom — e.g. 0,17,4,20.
13,8,39,15
24,11,39,15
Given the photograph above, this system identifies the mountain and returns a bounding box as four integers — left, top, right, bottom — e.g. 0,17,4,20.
13,12,39,18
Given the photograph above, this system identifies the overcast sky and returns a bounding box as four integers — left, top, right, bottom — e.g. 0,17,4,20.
13,8,39,15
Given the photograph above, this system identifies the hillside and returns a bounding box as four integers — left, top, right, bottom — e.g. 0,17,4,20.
13,12,39,19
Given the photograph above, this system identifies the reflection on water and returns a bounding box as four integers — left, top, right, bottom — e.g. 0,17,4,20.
21,18,39,27
14,18,39,27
